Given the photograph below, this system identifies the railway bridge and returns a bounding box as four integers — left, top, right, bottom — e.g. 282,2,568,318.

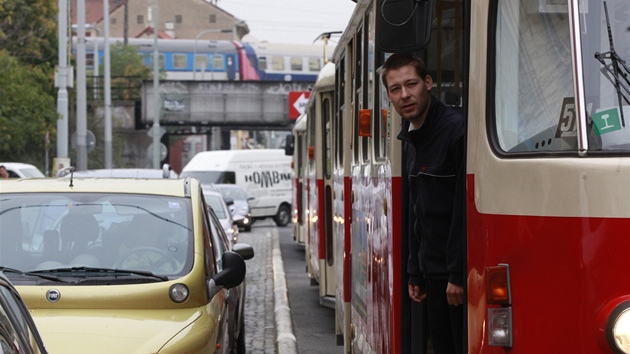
141,80,312,132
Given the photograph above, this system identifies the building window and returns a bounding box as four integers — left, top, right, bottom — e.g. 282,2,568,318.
175,15,182,24
137,15,143,24
210,14,216,23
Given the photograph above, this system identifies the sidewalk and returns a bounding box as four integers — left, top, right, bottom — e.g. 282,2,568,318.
237,221,296,354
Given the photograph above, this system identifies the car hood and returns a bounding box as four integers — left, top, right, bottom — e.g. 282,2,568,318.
30,307,203,353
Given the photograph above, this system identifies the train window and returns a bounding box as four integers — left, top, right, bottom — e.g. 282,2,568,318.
291,57,303,71
258,57,268,70
212,55,224,70
272,57,285,71
309,58,321,72
194,54,208,71
493,0,576,154
172,54,187,69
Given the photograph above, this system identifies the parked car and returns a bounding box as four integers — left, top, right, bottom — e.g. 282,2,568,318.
57,164,178,178
0,272,48,353
213,184,254,232
0,162,45,178
203,189,254,354
0,177,253,353
202,186,239,244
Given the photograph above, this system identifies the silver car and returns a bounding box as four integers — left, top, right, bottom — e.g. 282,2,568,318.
213,184,254,232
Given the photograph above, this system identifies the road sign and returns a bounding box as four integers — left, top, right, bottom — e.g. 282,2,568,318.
288,91,310,120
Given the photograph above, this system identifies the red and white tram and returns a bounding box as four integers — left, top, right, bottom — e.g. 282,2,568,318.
290,0,630,353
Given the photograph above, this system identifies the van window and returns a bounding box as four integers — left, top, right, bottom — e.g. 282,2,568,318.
180,171,236,184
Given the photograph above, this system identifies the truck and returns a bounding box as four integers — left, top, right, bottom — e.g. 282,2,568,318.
180,149,293,226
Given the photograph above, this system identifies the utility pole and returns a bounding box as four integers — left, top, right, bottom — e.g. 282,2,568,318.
76,0,88,170
56,0,69,163
104,0,112,168
152,0,161,168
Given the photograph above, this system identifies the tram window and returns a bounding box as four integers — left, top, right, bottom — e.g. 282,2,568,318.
323,97,332,178
272,57,285,71
375,69,389,160
309,58,321,72
212,55,224,70
335,58,345,169
493,0,576,154
291,57,303,71
194,54,208,71
258,57,268,70
172,54,187,69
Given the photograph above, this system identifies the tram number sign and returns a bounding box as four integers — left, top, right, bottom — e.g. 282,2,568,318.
288,91,310,121
555,97,577,138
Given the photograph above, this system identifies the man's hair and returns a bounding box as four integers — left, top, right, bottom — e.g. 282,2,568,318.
381,52,428,88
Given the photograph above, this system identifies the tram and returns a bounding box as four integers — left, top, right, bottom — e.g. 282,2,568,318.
290,0,630,353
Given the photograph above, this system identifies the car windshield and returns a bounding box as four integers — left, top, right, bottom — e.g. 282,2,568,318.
0,193,193,282
218,186,248,201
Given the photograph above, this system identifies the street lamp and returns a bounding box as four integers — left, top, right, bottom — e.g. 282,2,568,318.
193,28,232,81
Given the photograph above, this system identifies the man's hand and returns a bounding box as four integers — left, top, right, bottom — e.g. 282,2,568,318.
446,282,464,306
408,284,427,303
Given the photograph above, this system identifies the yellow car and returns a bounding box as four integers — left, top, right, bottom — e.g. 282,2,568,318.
0,177,252,353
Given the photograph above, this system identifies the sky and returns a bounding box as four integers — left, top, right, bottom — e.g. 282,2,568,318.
215,0,357,46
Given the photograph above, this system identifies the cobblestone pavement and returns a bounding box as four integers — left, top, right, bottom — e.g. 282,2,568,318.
238,220,285,354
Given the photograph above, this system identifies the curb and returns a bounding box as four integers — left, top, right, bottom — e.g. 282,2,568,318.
272,229,297,354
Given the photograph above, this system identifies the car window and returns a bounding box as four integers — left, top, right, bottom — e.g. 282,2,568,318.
200,196,217,277
0,193,194,279
0,285,45,353
207,207,230,272
204,194,228,219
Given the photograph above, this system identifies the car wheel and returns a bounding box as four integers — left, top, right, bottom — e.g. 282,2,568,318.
273,205,291,226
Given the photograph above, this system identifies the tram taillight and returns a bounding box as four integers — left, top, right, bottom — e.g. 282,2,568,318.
486,264,513,347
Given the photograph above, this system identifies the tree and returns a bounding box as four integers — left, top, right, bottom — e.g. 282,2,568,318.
0,51,57,163
0,0,58,69
106,42,155,101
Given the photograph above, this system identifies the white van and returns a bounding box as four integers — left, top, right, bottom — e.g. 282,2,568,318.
181,149,293,226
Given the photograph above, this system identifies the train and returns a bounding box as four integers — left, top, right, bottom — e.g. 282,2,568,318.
77,36,333,82
289,0,630,353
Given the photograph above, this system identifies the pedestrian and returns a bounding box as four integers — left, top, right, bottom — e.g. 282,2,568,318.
382,52,465,354
0,165,8,178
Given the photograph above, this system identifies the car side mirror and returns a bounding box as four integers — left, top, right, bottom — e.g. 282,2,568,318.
233,243,254,261
207,251,246,299
284,135,295,156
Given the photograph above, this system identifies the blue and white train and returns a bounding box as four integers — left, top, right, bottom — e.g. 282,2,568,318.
78,37,332,82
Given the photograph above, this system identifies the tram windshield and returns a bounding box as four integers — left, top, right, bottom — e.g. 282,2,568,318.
493,0,630,154
582,0,630,151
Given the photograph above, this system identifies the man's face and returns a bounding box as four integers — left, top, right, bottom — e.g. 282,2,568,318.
0,168,7,178
385,65,433,124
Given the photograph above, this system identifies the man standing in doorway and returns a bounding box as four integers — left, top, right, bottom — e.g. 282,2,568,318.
382,52,465,354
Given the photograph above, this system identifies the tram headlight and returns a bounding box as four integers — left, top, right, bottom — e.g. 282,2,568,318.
488,307,512,347
611,303,630,353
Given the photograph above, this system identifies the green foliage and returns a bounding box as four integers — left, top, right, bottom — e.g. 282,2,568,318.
0,0,58,69
102,42,155,101
0,51,57,163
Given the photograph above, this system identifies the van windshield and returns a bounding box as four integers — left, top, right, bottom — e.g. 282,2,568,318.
180,171,236,184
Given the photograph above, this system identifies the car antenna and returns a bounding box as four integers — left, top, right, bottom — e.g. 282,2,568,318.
68,166,75,187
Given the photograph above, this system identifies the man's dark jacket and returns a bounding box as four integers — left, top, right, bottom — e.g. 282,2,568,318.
397,95,466,287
